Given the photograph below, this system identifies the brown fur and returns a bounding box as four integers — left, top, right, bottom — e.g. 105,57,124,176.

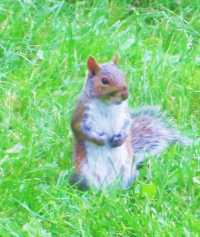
74,142,86,172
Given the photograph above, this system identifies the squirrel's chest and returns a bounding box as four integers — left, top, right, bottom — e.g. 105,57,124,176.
81,100,135,189
86,100,127,134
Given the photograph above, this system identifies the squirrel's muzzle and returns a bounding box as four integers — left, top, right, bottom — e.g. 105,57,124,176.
120,87,128,100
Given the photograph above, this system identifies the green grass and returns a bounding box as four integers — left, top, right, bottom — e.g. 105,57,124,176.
0,0,200,236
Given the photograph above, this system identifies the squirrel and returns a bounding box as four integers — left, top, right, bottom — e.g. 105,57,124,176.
70,56,191,190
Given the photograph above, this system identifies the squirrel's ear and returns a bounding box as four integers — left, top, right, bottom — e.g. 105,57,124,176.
87,56,100,75
112,54,119,65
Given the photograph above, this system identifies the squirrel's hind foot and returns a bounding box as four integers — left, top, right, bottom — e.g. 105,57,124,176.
69,173,89,191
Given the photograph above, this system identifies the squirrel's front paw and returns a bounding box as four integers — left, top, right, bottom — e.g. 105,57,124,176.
94,132,108,145
109,133,127,148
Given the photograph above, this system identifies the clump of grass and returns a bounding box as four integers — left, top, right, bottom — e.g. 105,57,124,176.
0,0,200,236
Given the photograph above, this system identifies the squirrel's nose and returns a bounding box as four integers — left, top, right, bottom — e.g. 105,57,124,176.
121,87,128,100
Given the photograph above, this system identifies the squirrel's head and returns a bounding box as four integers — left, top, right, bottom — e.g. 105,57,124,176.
86,56,128,104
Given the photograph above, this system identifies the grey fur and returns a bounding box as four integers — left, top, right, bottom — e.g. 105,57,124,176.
131,106,192,166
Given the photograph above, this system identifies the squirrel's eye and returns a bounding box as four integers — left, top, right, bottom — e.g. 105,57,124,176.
101,77,109,85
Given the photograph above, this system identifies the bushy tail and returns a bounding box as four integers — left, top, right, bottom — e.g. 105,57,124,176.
131,106,192,166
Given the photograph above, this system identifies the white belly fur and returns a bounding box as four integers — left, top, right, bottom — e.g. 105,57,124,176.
80,99,137,189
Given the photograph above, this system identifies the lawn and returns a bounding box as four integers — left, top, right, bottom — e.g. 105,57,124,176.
0,0,200,236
